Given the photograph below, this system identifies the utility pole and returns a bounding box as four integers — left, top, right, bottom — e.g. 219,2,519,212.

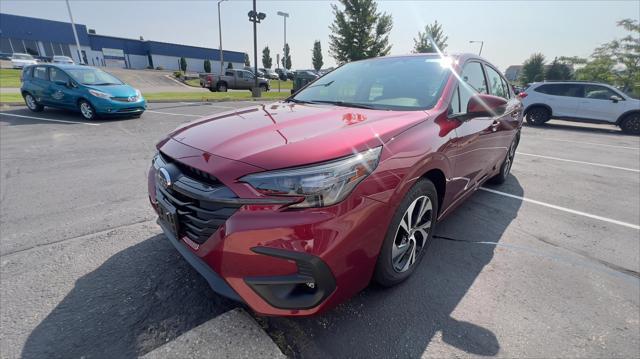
217,0,227,75
65,0,84,64
469,40,484,56
248,1,266,97
277,11,289,68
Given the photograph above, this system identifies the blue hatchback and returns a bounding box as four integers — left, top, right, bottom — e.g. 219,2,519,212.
21,64,146,120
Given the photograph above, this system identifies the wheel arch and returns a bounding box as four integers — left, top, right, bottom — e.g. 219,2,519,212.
616,110,640,125
420,169,446,216
524,103,553,116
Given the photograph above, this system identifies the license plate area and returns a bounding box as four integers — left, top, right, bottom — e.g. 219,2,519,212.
157,193,179,237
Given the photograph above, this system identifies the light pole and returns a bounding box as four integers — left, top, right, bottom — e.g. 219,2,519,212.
218,0,227,75
469,40,484,56
276,11,289,68
248,1,266,97
65,0,84,64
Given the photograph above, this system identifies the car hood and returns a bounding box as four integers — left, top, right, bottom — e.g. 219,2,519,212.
84,84,138,97
168,102,430,170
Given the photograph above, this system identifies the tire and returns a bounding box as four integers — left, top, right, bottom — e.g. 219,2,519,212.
23,93,44,112
620,113,640,135
208,87,217,92
374,178,439,287
78,99,97,121
490,133,520,184
217,83,228,92
525,106,550,126
260,84,268,92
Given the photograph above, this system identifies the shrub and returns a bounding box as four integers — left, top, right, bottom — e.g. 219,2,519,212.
173,71,182,78
204,59,211,73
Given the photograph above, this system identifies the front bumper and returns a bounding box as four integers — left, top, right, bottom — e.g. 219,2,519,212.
148,141,391,316
93,97,147,116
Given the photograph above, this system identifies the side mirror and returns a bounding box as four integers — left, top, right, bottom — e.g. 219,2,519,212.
466,93,508,117
610,95,622,103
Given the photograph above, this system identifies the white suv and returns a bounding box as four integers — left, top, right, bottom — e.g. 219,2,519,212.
522,81,640,134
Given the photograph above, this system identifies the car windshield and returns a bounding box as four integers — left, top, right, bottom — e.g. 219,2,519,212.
292,56,451,111
65,68,123,86
13,54,33,60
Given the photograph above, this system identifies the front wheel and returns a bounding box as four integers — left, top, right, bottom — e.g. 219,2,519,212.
24,93,44,112
78,100,97,121
217,83,228,92
490,134,519,184
374,178,438,287
620,113,640,135
260,84,268,92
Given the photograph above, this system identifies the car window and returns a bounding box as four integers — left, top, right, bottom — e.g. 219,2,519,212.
245,71,254,79
460,62,487,94
485,65,508,99
22,66,33,79
225,71,233,76
500,76,512,99
584,85,618,100
534,84,583,97
65,68,123,86
237,71,244,78
450,86,462,114
50,68,70,84
33,66,49,81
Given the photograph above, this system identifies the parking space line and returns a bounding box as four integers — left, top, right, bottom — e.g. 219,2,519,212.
145,110,202,117
0,112,100,126
517,152,640,173
537,138,640,151
479,187,640,230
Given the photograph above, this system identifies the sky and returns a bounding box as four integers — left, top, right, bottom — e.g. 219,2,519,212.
1,0,638,71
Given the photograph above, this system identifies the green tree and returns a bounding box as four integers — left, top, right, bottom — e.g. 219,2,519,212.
282,43,292,69
591,18,639,93
244,53,251,67
412,20,448,53
545,57,572,80
204,59,211,73
262,46,272,69
520,53,545,84
328,0,393,64
312,40,324,71
179,57,187,73
227,62,233,69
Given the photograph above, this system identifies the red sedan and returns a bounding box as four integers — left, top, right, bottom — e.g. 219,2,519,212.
148,53,523,316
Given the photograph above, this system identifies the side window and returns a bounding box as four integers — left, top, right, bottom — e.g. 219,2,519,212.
500,76,511,99
584,85,618,100
50,68,70,84
236,71,244,78
245,71,254,79
535,84,583,97
225,71,233,76
22,66,34,79
450,86,461,114
485,65,508,99
33,66,49,81
458,62,487,114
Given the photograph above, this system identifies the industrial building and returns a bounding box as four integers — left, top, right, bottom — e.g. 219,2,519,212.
0,13,246,72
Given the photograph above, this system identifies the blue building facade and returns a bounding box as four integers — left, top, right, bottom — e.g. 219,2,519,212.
0,13,246,72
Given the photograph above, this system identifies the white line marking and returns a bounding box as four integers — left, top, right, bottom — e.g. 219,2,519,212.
517,152,639,173
479,187,640,230
146,110,202,117
0,112,100,126
537,138,640,150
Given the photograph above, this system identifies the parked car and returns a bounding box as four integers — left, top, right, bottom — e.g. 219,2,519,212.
199,69,269,92
244,67,265,78
291,70,320,93
522,81,640,134
11,53,38,68
52,55,74,64
148,53,523,316
21,64,145,120
274,68,292,81
259,68,279,80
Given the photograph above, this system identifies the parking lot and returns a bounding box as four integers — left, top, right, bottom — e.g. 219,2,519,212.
1,102,638,358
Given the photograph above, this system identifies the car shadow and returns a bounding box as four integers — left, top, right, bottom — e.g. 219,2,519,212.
20,234,238,359
260,176,524,358
0,107,139,125
526,120,635,137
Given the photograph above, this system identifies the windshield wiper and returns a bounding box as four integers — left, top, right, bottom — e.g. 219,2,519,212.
304,80,334,90
92,82,120,86
310,100,377,110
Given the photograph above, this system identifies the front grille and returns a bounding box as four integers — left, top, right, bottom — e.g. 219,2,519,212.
111,96,139,102
156,154,240,245
160,152,220,186
116,107,143,113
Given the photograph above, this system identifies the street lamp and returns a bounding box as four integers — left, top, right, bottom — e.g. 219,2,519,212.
248,0,266,97
276,11,289,68
65,0,84,64
469,40,484,56
218,0,228,75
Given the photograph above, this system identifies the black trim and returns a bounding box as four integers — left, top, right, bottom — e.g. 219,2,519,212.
245,247,336,310
158,219,244,303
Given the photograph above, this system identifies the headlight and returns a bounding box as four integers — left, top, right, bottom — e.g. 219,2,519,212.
240,147,382,208
135,89,142,97
88,89,111,99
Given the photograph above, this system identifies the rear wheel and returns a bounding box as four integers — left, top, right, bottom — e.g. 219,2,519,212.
260,84,268,92
490,134,519,184
24,93,44,112
78,100,97,121
217,83,228,92
374,179,438,287
620,113,640,135
525,106,550,126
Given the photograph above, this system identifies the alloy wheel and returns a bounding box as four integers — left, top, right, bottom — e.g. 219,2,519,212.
392,195,433,273
80,102,93,119
25,94,36,110
503,140,517,177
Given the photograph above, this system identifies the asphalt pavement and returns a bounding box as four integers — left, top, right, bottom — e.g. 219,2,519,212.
1,102,638,358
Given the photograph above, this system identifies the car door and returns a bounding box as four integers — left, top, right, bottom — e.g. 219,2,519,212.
449,61,497,196
483,64,522,161
46,67,76,109
578,84,622,122
243,71,256,89
30,66,51,104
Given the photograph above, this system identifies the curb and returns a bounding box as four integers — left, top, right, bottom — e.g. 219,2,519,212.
141,308,286,359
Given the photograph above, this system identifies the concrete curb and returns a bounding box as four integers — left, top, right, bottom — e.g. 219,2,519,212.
141,308,286,359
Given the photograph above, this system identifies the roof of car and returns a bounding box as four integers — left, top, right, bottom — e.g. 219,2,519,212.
530,81,614,86
40,63,91,70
